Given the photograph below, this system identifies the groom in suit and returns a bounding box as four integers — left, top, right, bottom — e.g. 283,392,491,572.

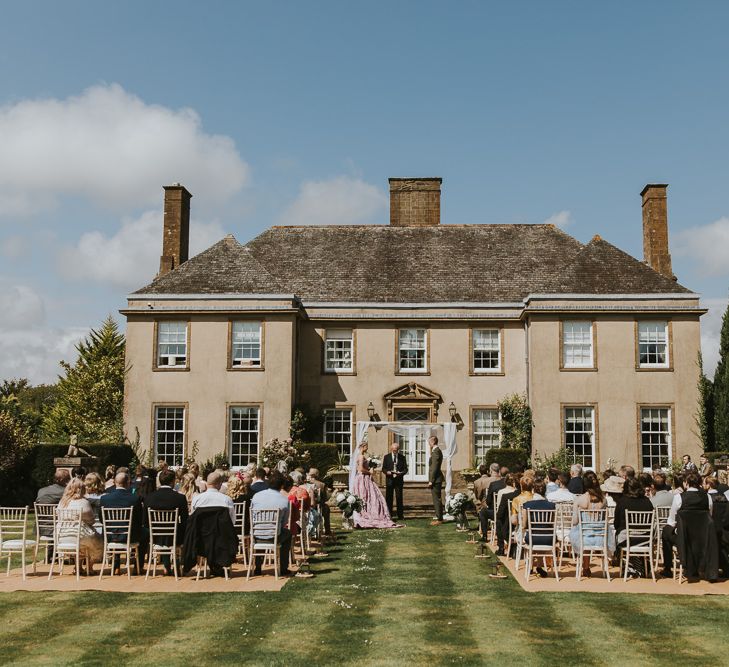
382,442,408,520
428,436,444,525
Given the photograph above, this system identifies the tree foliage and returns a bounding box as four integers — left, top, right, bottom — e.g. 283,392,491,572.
696,352,715,451
0,378,59,440
0,411,32,475
497,393,533,453
42,316,126,444
715,301,729,451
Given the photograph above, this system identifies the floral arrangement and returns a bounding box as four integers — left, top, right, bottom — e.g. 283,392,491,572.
259,437,310,472
367,456,381,470
445,492,471,516
335,491,364,518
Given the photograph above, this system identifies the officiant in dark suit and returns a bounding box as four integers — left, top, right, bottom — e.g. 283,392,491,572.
382,442,408,520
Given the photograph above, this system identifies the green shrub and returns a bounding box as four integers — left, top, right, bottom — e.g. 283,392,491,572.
294,442,339,473
702,451,729,464
497,393,533,453
532,448,578,474
484,447,528,471
201,453,229,479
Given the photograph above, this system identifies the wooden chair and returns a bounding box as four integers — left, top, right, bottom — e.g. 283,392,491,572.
247,508,281,581
233,501,249,568
575,509,611,581
523,508,559,581
0,506,35,580
49,508,89,581
33,503,56,570
99,506,140,580
146,508,180,581
620,510,656,582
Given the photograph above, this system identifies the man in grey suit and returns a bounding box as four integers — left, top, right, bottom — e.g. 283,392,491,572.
428,435,444,525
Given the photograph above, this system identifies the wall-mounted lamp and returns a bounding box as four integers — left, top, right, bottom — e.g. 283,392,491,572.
367,402,375,420
449,402,457,421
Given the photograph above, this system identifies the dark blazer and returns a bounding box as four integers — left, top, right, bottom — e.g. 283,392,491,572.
429,447,444,485
567,476,584,495
496,488,520,543
143,486,189,540
250,480,269,496
486,479,507,510
614,496,653,537
382,452,408,485
35,483,66,505
182,506,238,572
100,487,144,542
677,509,718,580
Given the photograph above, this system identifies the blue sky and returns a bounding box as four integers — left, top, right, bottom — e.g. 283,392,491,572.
0,1,727,381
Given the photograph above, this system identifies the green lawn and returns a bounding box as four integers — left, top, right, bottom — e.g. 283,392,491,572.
1,519,728,666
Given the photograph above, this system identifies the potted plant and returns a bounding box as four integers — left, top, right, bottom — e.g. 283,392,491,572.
327,451,350,490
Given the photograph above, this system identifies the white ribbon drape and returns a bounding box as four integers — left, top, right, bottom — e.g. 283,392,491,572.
353,421,458,495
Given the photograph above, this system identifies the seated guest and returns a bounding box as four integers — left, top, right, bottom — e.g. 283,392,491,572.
473,464,493,511
134,471,157,503
638,472,654,498
307,468,330,536
250,468,269,496
661,472,713,577
614,477,654,578
618,465,635,480
547,472,575,503
71,465,87,480
705,477,729,577
672,473,685,495
100,471,147,568
250,471,293,576
510,476,534,526
131,465,145,493
179,473,199,509
189,463,207,493
521,479,556,577
495,474,520,556
83,472,105,523
36,469,71,506
288,470,313,538
226,476,251,504
155,459,169,488
103,465,117,490
650,473,674,508
567,464,584,495
699,454,714,479
479,466,507,539
600,475,625,507
57,478,104,570
144,468,188,575
569,473,613,577
191,471,236,524
545,468,560,497
174,465,188,491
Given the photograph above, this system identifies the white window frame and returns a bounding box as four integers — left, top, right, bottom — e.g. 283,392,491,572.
637,321,669,368
564,406,596,470
229,405,260,469
472,408,500,464
323,408,353,459
562,320,594,369
231,321,262,368
398,328,427,373
640,407,672,471
472,329,501,373
154,406,185,467
156,321,188,367
324,329,354,373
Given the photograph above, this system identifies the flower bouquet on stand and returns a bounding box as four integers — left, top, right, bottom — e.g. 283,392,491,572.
335,490,364,530
445,491,476,531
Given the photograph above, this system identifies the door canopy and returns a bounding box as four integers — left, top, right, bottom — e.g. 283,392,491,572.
383,382,442,419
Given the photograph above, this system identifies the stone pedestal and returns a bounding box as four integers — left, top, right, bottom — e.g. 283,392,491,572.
53,456,99,475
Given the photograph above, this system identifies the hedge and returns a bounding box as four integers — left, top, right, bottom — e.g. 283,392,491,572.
702,451,729,464
484,447,529,471
294,442,339,475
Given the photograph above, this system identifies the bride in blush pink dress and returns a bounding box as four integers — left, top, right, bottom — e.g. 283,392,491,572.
350,442,403,529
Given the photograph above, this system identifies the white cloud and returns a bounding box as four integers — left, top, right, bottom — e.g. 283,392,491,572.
701,297,727,377
57,210,224,290
0,83,249,215
279,176,387,226
0,235,28,259
543,210,573,229
0,281,45,330
675,217,729,277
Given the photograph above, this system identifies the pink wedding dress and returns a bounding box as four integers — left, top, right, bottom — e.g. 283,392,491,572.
351,456,403,529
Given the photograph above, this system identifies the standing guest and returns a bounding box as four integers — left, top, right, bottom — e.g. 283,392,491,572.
250,468,269,496
547,472,576,503
699,454,714,478
545,468,560,497
84,472,105,523
189,463,207,493
57,478,104,571
103,465,117,490
100,471,147,569
567,464,584,495
521,479,556,577
307,468,331,536
614,477,654,578
250,471,292,576
682,454,698,474
179,473,199,509
191,471,236,524
144,467,189,575
650,473,674,508
382,441,408,520
569,473,612,578
427,435,444,525
36,469,71,506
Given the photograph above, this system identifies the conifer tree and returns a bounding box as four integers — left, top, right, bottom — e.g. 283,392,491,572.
714,301,729,451
696,352,714,451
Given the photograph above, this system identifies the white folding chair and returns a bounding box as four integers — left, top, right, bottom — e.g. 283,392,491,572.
247,508,280,581
33,503,56,570
146,508,180,581
553,501,574,571
514,505,527,571
488,493,502,548
298,503,310,557
49,508,89,581
506,499,515,560
99,506,140,580
621,510,656,582
0,506,35,580
655,506,671,566
234,501,249,567
576,509,611,582
523,508,559,581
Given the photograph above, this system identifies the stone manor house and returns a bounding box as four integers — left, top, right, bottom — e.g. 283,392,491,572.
122,178,705,480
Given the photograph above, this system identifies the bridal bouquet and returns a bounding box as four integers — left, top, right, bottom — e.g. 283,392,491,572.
367,456,381,470
335,491,364,518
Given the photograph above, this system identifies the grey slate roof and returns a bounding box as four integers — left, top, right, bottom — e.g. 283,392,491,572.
134,225,692,302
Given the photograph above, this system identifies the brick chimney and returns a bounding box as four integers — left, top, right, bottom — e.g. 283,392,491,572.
159,183,192,276
640,183,673,279
389,177,442,227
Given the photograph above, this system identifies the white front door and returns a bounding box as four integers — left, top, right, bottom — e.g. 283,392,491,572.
393,408,430,482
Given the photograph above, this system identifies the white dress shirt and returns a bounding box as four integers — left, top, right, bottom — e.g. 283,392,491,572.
250,488,290,534
191,487,235,524
546,487,575,503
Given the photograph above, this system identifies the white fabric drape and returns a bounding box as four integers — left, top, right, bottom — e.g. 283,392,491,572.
353,421,458,495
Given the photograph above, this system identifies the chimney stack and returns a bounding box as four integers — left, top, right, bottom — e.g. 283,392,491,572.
640,184,673,280
389,178,442,227
159,183,192,276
